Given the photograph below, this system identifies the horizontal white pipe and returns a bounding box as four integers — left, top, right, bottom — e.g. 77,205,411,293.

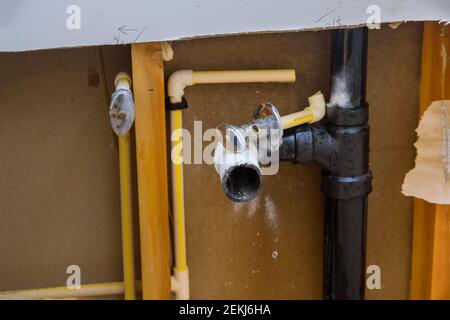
0,277,183,300
0,281,133,300
193,69,296,84
168,69,296,103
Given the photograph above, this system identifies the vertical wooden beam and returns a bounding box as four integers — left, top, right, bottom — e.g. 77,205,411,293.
410,22,450,300
131,43,171,299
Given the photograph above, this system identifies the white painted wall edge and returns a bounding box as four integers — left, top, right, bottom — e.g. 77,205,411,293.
0,0,449,52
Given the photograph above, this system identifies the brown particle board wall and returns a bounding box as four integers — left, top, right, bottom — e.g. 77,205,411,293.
0,47,124,290
0,23,422,299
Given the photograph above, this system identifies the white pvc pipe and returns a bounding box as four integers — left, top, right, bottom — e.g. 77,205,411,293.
193,70,296,84
0,282,135,300
168,69,296,103
0,277,181,300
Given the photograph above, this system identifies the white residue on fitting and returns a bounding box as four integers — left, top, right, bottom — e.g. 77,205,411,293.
329,69,352,108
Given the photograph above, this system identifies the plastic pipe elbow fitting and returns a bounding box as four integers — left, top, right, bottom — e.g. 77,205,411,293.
280,92,326,129
306,91,326,122
168,70,194,103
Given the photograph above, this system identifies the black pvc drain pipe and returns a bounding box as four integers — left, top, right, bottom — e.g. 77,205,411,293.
280,27,371,300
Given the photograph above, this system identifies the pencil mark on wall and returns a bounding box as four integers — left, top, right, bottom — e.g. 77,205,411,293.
134,25,148,43
113,25,147,45
315,7,340,24
118,25,138,35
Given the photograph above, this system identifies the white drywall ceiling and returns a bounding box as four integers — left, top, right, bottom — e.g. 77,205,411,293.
0,0,449,52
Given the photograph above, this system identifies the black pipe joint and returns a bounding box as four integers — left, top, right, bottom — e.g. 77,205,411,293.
280,123,372,200
327,102,369,127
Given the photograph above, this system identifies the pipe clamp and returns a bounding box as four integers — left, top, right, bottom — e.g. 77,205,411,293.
166,97,188,111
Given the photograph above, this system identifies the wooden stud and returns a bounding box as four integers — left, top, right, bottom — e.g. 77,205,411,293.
131,42,171,299
410,22,450,300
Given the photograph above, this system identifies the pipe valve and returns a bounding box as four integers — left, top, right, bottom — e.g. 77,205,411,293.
110,72,135,136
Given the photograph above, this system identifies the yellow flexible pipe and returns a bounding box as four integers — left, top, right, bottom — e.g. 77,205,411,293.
118,132,136,300
170,110,190,300
170,110,188,272
282,113,315,129
0,281,140,300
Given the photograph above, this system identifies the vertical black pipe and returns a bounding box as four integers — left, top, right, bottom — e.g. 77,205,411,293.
323,27,370,300
279,27,371,299
330,28,367,108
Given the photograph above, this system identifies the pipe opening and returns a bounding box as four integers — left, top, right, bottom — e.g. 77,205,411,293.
222,164,262,202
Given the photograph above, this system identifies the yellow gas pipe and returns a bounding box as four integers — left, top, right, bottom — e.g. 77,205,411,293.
114,72,136,300
118,132,136,300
